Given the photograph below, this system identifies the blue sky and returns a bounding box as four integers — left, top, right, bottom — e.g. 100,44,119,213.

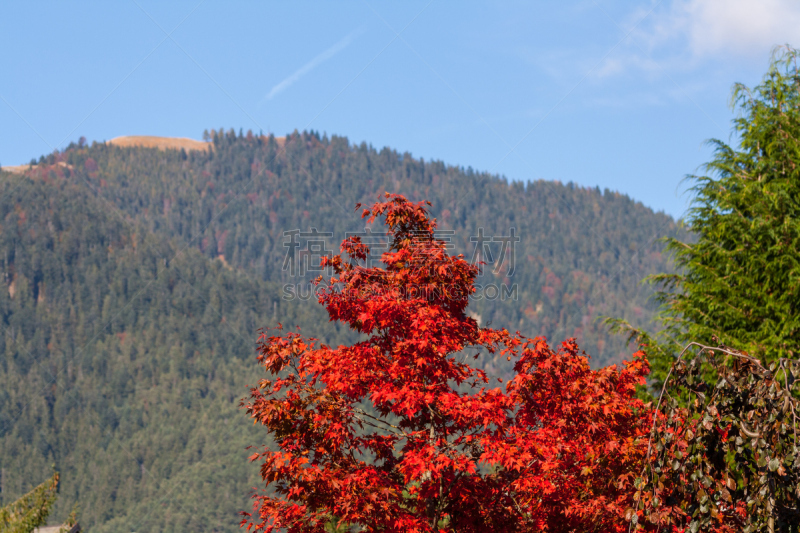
2,1,800,219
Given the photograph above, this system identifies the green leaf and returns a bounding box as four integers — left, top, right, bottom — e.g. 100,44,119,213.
768,458,780,472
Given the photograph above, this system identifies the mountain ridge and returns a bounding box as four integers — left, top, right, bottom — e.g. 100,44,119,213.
107,135,212,152
0,129,683,531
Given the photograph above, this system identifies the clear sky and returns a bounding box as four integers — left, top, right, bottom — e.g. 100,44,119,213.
3,1,800,219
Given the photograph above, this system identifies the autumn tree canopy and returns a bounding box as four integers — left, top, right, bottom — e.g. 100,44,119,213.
242,194,652,532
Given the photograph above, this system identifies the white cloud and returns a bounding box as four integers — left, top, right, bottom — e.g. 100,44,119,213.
261,28,362,103
594,0,800,80
675,0,800,57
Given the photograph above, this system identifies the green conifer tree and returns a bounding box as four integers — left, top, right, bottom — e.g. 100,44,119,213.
610,46,800,378
0,472,60,533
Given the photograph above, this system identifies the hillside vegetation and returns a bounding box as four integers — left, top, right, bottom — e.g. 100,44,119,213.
0,131,681,531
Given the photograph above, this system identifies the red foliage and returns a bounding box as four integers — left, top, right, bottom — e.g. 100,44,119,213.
242,194,653,532
84,157,98,173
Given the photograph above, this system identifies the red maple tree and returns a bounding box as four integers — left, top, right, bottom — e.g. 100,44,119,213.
242,194,653,532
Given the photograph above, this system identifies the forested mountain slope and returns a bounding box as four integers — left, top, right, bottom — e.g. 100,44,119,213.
37,129,680,366
0,174,349,531
0,130,682,530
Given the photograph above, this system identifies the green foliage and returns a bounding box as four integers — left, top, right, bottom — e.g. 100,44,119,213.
0,471,58,533
610,47,800,382
603,46,800,533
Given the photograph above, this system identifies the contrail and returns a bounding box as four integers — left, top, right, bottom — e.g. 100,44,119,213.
261,28,362,103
